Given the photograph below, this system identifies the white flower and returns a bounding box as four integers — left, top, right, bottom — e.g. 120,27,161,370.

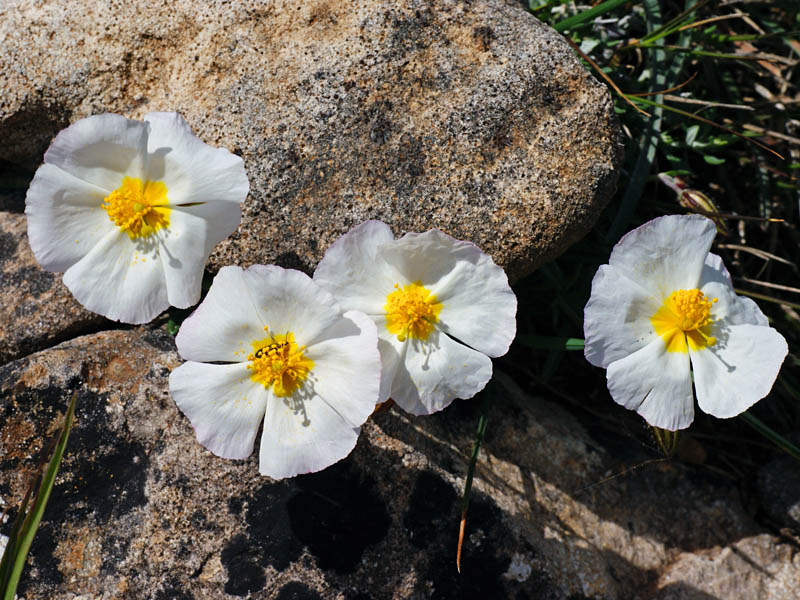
168,265,381,480
25,112,248,324
313,221,517,415
584,214,788,430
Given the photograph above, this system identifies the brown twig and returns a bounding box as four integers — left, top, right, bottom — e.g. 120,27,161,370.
562,36,651,117
627,72,698,97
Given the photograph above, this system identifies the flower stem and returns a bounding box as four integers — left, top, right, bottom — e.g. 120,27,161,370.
456,388,490,574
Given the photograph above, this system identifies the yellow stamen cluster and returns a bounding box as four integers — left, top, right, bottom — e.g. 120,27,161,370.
384,281,443,342
247,329,314,397
651,288,718,353
102,176,170,239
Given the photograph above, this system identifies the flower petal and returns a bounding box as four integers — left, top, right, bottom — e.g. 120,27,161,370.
313,220,400,315
388,329,493,415
376,334,405,404
242,265,342,347
380,229,516,357
157,204,241,310
156,209,204,311
143,112,249,206
169,361,267,460
584,264,661,368
43,113,149,191
608,214,716,297
700,252,732,286
175,266,269,363
701,280,769,328
170,201,242,255
258,389,361,480
368,314,407,403
62,229,168,323
25,163,116,272
304,310,381,424
606,337,695,430
690,324,787,419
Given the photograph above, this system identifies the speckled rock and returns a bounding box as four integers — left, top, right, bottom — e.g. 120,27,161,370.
655,535,800,600
758,446,800,532
2,330,799,599
0,210,106,363
0,0,620,283
0,329,563,599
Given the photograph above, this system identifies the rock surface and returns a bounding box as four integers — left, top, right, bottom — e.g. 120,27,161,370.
758,448,800,531
0,0,620,283
3,0,796,598
2,330,799,599
0,210,106,364
0,0,621,373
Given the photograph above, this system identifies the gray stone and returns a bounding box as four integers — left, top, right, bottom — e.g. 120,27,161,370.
0,0,621,283
655,535,800,600
4,1,794,598
758,450,800,531
2,330,799,599
0,210,106,364
0,0,621,386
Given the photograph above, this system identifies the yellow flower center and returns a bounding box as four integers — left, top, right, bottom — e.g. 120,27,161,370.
102,176,171,239
384,281,443,342
247,329,314,397
650,288,718,353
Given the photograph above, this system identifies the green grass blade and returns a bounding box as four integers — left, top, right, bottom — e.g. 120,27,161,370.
740,411,800,462
639,45,790,61
606,0,668,243
456,387,490,573
0,486,33,589
718,31,799,42
607,0,700,243
630,96,784,160
552,0,630,33
1,392,77,600
605,115,661,243
516,335,585,351
638,0,709,45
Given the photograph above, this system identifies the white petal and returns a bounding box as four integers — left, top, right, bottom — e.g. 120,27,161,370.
382,229,517,357
304,310,381,424
313,220,400,315
43,113,148,191
380,229,471,284
389,329,493,415
170,201,242,255
62,229,168,324
144,112,249,206
366,314,407,403
157,204,241,310
690,324,787,418
25,163,116,271
700,252,732,286
584,264,661,368
258,389,361,480
376,333,405,403
241,265,342,347
175,266,269,363
169,361,267,460
608,214,716,297
701,281,769,328
606,337,695,430
156,210,204,310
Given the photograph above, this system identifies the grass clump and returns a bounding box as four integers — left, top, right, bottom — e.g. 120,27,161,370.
511,0,800,481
